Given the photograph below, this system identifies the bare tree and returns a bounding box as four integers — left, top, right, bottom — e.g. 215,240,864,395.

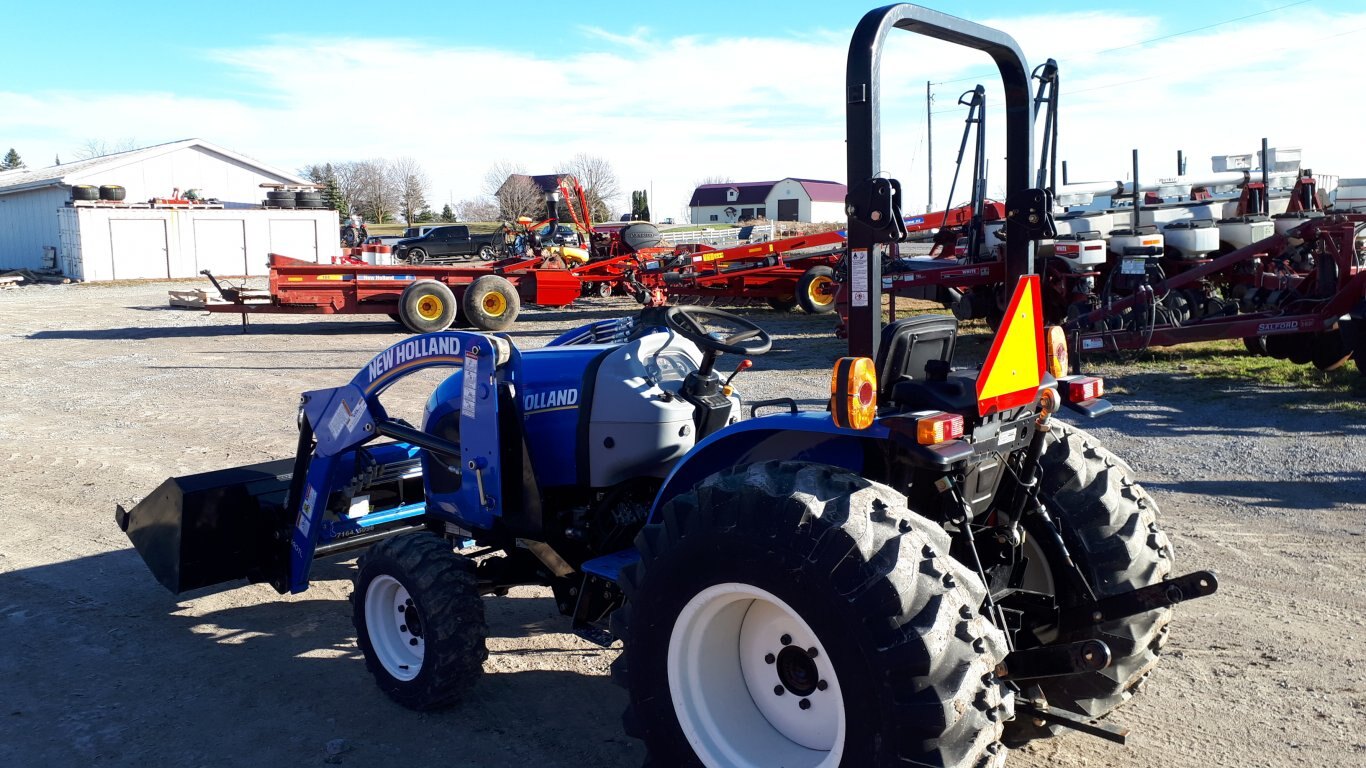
389,157,429,225
694,175,734,186
454,197,501,222
332,161,365,217
73,138,139,160
557,153,621,222
353,159,399,223
483,161,544,221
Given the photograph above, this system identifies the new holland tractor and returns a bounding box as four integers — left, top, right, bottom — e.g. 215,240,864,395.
117,6,1217,766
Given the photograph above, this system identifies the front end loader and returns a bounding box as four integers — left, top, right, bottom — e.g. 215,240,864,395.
118,5,1218,766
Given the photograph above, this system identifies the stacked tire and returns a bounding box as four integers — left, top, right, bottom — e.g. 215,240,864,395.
295,190,326,209
99,185,126,201
263,189,295,208
71,185,100,201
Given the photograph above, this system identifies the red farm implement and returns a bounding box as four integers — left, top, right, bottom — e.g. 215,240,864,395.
202,252,580,333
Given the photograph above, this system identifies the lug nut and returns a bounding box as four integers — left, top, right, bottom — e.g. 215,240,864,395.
409,638,419,646
397,605,405,613
780,634,792,646
773,685,785,696
807,647,819,659
799,699,812,710
764,653,776,664
399,625,407,632
817,680,828,691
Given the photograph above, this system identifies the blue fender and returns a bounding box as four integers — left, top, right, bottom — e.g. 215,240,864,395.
647,411,892,523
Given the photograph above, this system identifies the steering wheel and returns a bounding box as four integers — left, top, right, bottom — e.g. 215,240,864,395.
663,305,772,357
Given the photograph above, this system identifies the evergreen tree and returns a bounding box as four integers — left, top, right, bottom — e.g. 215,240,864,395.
54,154,61,166
1,148,24,171
631,189,651,222
440,203,455,222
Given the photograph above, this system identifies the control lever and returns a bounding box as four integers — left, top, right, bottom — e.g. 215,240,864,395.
724,359,753,388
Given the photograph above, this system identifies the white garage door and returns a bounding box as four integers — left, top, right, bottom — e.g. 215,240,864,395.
109,219,169,280
193,219,247,276
269,219,319,262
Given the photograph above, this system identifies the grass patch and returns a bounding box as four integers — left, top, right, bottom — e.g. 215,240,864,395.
1082,339,1365,411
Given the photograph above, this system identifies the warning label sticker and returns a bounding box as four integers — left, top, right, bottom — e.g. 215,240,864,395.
851,249,868,307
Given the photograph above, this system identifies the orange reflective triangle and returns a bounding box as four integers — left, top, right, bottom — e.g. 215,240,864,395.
976,275,1045,416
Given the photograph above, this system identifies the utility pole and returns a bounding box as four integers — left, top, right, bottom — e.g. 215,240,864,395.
926,80,934,213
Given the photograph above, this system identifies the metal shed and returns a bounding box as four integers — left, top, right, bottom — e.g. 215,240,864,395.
0,138,338,278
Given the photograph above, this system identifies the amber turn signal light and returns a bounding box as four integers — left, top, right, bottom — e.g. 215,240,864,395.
830,357,877,430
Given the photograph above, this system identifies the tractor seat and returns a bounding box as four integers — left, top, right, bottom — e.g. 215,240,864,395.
875,314,975,412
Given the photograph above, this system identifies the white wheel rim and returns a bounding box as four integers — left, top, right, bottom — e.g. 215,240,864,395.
668,583,845,768
364,575,424,682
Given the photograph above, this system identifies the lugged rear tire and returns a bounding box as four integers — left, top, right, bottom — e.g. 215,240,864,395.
352,532,487,710
1004,421,1174,745
613,461,1012,768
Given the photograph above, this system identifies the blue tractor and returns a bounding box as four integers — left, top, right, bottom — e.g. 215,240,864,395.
118,6,1217,766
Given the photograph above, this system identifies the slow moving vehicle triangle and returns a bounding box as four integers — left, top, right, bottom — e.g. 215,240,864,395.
976,275,1045,415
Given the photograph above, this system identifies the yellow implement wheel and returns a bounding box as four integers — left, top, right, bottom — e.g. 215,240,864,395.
398,280,458,333
417,294,445,322
462,275,521,332
481,291,508,318
797,265,837,314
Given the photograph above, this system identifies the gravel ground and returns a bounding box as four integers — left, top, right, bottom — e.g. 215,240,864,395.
1,280,1363,767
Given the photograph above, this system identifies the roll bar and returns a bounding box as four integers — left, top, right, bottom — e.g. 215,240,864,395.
845,3,1036,358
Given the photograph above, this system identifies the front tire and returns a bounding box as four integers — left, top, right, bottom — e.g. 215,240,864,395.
352,533,488,710
1005,421,1174,745
407,247,428,264
478,244,497,261
615,461,1011,768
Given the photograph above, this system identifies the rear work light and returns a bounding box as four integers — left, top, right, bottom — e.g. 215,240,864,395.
916,411,965,445
1066,376,1104,402
830,356,877,430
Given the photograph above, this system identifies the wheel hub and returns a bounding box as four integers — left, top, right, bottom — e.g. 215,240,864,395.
364,575,424,681
775,645,819,696
668,582,844,768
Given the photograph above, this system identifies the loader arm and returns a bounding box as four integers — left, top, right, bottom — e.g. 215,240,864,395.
118,331,517,595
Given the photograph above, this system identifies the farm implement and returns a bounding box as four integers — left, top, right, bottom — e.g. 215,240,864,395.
119,5,1220,766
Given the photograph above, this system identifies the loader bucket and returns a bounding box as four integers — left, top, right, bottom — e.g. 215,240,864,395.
115,458,293,594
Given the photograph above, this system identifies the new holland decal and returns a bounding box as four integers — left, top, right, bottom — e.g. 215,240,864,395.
524,388,580,414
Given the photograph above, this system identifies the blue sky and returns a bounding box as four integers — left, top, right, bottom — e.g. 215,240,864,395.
3,1,1362,219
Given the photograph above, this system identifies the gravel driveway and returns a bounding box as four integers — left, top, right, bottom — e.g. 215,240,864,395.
0,280,1362,767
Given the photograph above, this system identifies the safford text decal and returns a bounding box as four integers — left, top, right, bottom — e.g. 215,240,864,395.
368,336,463,380
525,388,580,413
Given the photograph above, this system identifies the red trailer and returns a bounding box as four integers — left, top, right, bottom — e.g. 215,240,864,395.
202,253,580,332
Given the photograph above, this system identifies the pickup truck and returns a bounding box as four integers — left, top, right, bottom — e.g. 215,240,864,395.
391,225,505,264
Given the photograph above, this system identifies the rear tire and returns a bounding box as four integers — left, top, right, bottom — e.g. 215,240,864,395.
1242,336,1267,356
1004,421,1174,745
399,280,458,333
615,461,1011,768
352,533,487,710
796,265,836,314
461,275,520,331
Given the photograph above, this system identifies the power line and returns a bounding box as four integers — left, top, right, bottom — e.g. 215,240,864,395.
1095,0,1312,53
930,0,1314,86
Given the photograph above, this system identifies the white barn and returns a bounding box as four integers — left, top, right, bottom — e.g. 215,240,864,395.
688,178,848,225
0,139,339,279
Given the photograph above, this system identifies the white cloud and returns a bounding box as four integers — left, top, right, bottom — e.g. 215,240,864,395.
2,7,1362,220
